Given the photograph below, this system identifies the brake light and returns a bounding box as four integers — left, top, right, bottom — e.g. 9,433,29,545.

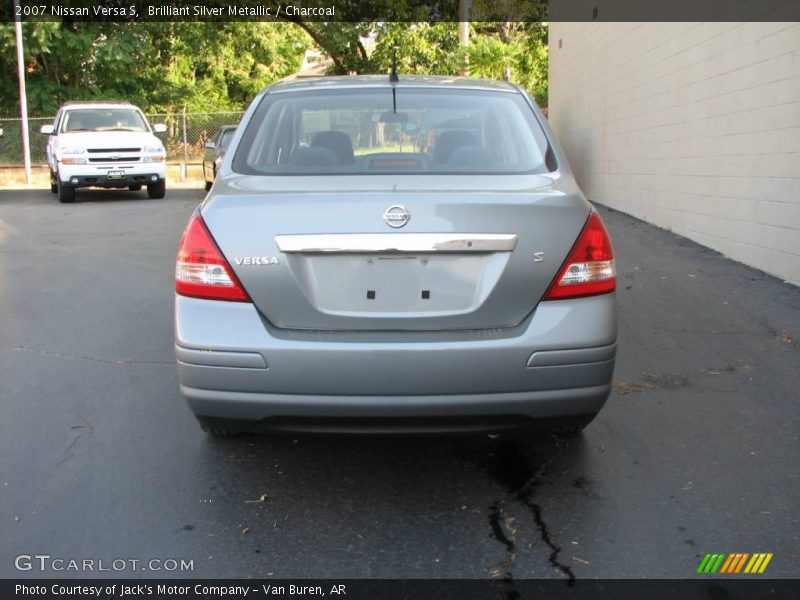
175,213,250,302
544,211,616,300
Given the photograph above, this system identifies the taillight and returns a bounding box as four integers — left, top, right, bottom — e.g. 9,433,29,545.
175,213,250,302
544,211,616,300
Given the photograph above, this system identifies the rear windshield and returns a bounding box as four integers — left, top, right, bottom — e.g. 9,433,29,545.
232,88,551,176
61,108,148,133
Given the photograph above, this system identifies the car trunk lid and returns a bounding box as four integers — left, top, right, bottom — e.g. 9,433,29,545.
201,174,590,331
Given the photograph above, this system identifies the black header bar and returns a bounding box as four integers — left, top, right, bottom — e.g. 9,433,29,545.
2,0,800,22
4,579,800,600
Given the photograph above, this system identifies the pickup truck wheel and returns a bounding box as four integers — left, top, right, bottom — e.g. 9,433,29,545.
128,184,142,191
50,171,57,194
147,180,166,199
205,180,213,192
57,181,75,203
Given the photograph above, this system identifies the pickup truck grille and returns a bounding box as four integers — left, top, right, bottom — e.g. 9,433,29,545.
87,148,141,153
88,157,140,163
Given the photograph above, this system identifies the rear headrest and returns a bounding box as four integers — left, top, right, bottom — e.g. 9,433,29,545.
311,130,354,165
447,145,494,166
433,130,479,163
291,146,339,167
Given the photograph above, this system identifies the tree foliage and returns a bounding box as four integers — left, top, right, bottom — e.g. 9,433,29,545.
1,18,548,117
0,22,309,116
304,21,548,106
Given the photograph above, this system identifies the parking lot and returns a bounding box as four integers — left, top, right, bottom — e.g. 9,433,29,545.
1,188,798,580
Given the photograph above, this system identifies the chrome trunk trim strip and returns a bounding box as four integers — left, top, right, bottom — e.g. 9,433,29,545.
275,233,517,253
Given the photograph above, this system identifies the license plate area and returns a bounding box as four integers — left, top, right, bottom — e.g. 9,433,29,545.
289,253,501,315
107,170,125,179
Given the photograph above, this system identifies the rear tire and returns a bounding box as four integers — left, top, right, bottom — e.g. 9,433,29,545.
197,417,256,438
50,170,57,194
147,180,166,199
57,181,75,203
201,424,240,437
128,184,142,191
205,180,213,192
547,413,598,436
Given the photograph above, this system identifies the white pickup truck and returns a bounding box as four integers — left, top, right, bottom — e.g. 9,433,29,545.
41,101,167,203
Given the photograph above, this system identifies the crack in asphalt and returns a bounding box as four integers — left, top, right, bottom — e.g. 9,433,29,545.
519,488,576,584
487,499,519,598
9,346,174,366
485,436,576,586
488,501,515,554
58,433,83,465
58,422,95,465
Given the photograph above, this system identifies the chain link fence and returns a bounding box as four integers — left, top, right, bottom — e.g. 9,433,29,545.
0,116,51,166
0,111,244,169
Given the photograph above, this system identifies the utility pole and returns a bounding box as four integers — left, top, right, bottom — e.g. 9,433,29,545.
13,0,32,184
459,0,472,76
181,105,188,181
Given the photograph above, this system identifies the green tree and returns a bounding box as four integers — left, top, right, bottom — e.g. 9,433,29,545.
1,17,549,116
470,22,548,105
0,22,309,116
292,21,548,106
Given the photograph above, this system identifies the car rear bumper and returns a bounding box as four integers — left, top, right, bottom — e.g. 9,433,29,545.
175,293,617,430
57,162,165,187
182,385,611,434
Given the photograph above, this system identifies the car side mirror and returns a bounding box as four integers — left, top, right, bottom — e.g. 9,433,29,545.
204,142,216,150
40,124,55,135
152,123,167,134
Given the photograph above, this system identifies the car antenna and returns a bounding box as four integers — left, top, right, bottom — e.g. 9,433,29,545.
390,49,399,113
389,49,399,83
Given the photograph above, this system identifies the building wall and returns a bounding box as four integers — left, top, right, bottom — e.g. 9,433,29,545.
548,21,800,285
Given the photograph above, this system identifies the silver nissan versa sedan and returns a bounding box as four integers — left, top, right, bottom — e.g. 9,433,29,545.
174,75,617,437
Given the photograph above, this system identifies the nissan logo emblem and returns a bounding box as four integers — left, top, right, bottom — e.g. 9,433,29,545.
383,205,410,228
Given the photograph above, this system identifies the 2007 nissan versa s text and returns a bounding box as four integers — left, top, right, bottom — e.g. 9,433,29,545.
174,75,617,436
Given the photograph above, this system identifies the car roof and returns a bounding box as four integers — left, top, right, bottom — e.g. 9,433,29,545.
61,101,138,110
266,75,520,95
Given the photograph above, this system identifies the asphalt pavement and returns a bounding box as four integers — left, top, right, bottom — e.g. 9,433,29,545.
0,188,798,581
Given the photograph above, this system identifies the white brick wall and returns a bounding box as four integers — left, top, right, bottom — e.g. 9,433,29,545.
548,21,800,285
